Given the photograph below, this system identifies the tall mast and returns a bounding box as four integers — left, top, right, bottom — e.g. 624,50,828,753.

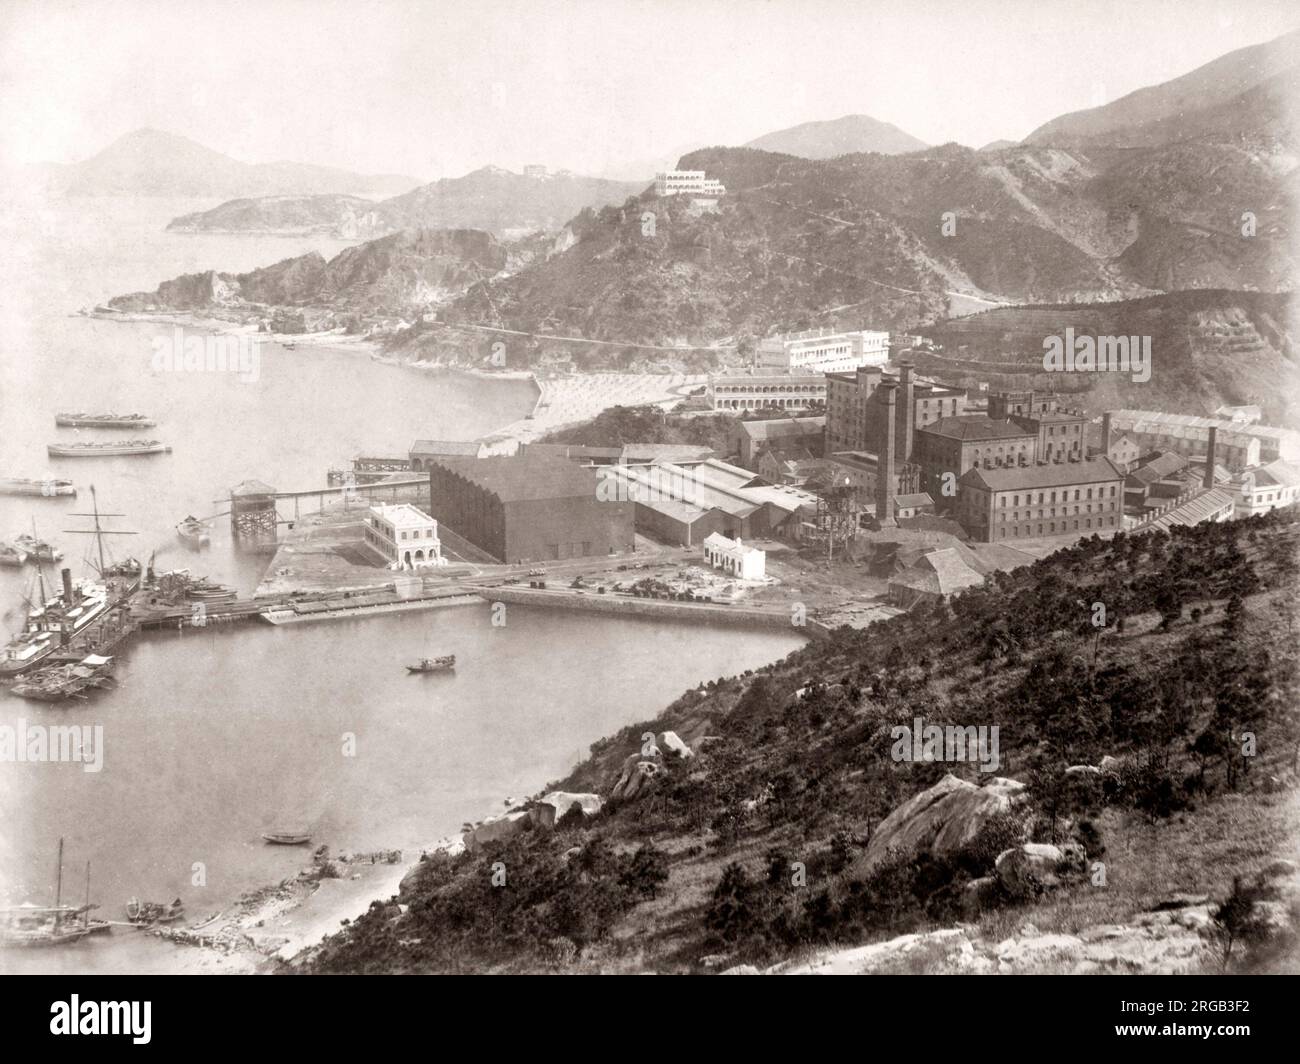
54,836,64,931
84,861,91,928
65,484,136,578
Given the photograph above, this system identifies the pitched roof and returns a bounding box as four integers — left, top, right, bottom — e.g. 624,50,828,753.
920,416,1036,442
894,492,935,508
890,548,985,596
1252,459,1300,489
1135,489,1235,532
961,457,1123,491
735,417,825,441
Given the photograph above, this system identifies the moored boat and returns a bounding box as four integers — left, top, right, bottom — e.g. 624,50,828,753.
0,840,111,948
0,544,28,567
176,516,211,550
9,654,116,702
406,654,455,673
47,440,170,457
262,831,312,845
55,412,156,429
13,534,62,563
125,897,185,925
0,476,76,497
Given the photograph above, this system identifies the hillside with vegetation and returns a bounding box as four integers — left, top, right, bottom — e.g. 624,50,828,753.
300,510,1300,975
917,290,1298,427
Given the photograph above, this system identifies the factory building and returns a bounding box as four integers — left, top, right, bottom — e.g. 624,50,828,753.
956,458,1126,542
422,454,634,564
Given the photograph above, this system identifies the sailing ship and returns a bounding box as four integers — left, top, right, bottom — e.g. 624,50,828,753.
47,439,170,457
55,412,156,429
0,490,139,676
124,897,185,925
0,476,76,497
175,515,212,550
406,654,455,673
9,654,116,702
0,839,110,948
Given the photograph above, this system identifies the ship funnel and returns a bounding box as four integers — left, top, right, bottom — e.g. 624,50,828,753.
61,567,75,605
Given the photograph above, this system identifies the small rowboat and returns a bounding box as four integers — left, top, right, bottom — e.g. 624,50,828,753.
406,655,455,673
176,516,211,550
262,832,312,845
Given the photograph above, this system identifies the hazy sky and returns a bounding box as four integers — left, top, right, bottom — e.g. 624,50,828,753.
1,0,1296,180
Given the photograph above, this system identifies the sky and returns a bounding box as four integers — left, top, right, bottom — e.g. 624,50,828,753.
1,0,1297,181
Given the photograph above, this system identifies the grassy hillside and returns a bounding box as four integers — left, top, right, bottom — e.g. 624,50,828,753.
301,510,1300,974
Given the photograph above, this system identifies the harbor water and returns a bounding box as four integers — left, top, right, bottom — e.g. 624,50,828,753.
0,192,803,972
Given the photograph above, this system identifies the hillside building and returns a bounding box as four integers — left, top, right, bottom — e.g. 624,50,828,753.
755,328,890,374
1232,458,1300,517
825,361,967,454
1105,410,1293,469
653,170,726,197
707,372,827,412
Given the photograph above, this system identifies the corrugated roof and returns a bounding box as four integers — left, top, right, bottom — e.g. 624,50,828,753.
1136,489,1235,532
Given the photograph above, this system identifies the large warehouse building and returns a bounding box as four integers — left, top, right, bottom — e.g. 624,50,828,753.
422,454,634,564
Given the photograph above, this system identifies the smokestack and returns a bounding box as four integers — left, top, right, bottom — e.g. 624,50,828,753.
1102,412,1112,457
1026,390,1035,416
875,380,898,527
899,359,915,462
61,567,74,605
1204,426,1217,490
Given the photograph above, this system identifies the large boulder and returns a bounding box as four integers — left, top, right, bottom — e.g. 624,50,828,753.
851,773,1028,878
530,791,602,829
464,810,530,851
659,731,693,760
610,760,661,801
995,843,1066,894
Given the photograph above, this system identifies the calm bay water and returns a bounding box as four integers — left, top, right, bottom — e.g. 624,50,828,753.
0,194,802,972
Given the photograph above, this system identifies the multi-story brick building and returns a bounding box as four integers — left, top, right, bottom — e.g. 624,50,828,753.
914,416,1038,503
956,458,1125,542
824,361,966,454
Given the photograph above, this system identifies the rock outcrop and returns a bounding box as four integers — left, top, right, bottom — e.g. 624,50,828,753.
529,791,602,829
851,773,1029,878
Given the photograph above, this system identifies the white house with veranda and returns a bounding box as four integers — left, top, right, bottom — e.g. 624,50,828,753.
702,532,765,580
366,503,445,569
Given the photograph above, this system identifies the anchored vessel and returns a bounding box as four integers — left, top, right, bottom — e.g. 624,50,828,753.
406,654,456,673
55,412,156,429
0,839,110,948
9,653,116,702
47,440,170,457
0,544,28,567
12,534,62,563
175,515,212,550
0,476,76,497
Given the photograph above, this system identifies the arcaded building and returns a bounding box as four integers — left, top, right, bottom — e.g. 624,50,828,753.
423,454,634,564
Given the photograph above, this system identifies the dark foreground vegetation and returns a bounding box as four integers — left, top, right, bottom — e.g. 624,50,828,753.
303,509,1300,974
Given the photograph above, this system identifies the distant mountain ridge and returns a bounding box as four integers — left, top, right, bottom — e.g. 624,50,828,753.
1026,28,1300,147
745,113,928,158
37,128,421,198
166,164,644,238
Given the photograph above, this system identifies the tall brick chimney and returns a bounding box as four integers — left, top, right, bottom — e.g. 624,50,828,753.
875,379,898,527
1204,426,1218,490
1102,412,1112,457
899,359,915,462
